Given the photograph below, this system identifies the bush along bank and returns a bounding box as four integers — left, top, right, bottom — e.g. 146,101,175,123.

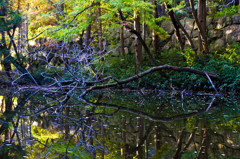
100,42,240,93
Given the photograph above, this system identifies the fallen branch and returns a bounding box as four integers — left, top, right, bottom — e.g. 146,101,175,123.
79,65,217,98
205,72,218,94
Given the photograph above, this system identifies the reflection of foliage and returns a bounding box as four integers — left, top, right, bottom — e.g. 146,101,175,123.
105,153,124,159
151,144,171,159
29,126,92,158
0,145,26,159
209,5,238,18
182,152,197,158
31,126,62,142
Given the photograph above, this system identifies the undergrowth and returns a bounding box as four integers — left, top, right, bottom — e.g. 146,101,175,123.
99,42,240,92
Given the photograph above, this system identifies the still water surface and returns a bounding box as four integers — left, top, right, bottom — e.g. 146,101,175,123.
0,89,240,159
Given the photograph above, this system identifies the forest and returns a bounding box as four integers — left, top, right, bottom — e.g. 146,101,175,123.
1,0,240,159
0,0,240,93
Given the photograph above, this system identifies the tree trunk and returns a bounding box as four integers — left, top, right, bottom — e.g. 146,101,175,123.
86,19,91,46
98,2,103,52
239,0,240,14
134,11,142,72
120,26,125,56
154,124,161,154
101,118,104,159
189,0,208,54
136,117,143,159
165,3,184,50
152,0,159,53
162,3,165,16
142,0,146,42
165,2,196,51
144,119,148,159
121,116,127,158
0,23,12,79
118,10,166,77
196,125,208,159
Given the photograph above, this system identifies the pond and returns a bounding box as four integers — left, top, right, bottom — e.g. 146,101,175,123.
0,89,239,159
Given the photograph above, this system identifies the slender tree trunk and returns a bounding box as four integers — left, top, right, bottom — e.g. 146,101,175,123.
0,24,12,79
136,117,143,159
101,118,104,159
144,119,148,159
197,0,203,53
165,3,184,50
198,123,203,151
118,10,167,77
152,0,159,53
120,26,125,56
189,0,208,54
134,11,142,72
121,116,127,158
98,2,103,52
162,3,165,16
154,124,161,154
142,0,146,53
239,0,240,14
196,125,208,159
165,2,196,51
17,0,21,54
173,127,186,159
86,18,91,46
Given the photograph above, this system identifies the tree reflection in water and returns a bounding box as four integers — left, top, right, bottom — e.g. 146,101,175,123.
0,90,240,158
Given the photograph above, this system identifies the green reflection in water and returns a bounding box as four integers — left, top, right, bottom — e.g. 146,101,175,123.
0,90,240,158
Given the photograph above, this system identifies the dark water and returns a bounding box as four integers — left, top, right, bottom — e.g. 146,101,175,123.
0,89,240,159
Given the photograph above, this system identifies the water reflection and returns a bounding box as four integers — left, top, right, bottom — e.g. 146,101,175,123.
0,90,240,158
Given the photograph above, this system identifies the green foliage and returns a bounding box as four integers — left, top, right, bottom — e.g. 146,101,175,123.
105,153,124,159
151,144,171,159
181,48,196,67
29,126,92,158
209,5,239,18
182,152,197,158
31,125,63,142
102,42,240,92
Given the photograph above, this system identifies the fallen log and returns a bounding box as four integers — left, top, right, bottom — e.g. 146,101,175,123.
79,65,217,98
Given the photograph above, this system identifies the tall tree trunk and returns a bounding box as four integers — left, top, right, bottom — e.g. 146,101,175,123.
121,116,127,158
134,11,142,72
86,19,91,46
142,0,146,53
136,117,143,159
120,26,125,56
0,3,37,84
17,0,21,54
189,0,208,54
144,119,148,159
0,23,12,79
154,124,161,154
162,3,165,16
165,2,196,51
165,3,184,50
239,0,240,14
118,10,167,77
98,2,103,52
101,118,104,159
196,125,208,159
152,0,159,53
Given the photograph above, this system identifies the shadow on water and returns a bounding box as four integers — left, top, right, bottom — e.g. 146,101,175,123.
0,89,240,159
